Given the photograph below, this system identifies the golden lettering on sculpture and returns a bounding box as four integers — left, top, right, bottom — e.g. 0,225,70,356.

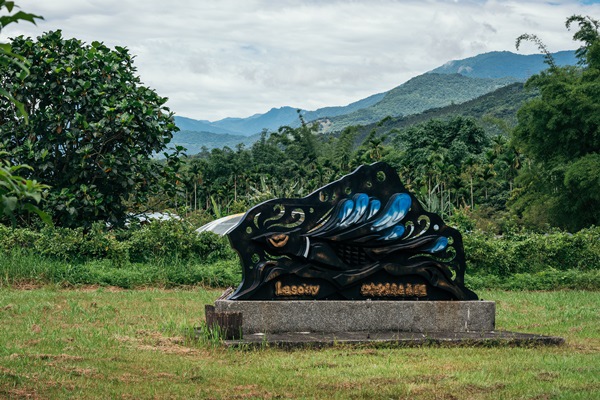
360,282,428,298
275,281,320,297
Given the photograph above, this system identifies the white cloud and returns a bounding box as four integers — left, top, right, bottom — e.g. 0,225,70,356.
6,0,600,120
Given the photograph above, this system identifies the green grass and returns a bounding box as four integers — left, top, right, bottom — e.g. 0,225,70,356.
1,288,598,399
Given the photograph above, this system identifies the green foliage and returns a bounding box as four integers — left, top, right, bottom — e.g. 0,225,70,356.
0,2,48,225
0,154,50,224
463,227,600,277
511,15,600,230
0,30,181,228
566,15,600,66
0,221,241,288
391,116,492,217
175,111,521,227
0,250,241,288
0,220,236,265
127,219,236,263
0,0,42,120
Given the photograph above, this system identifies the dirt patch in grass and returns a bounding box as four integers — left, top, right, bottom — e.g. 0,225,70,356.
317,381,361,391
0,365,26,379
407,386,459,400
9,353,84,362
406,374,450,384
536,372,560,381
155,372,177,379
1,387,41,399
118,372,143,384
461,383,508,394
369,377,403,386
76,285,126,292
566,342,600,354
114,330,205,356
9,281,45,290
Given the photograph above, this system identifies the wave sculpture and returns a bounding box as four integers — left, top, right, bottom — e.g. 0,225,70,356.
227,162,478,301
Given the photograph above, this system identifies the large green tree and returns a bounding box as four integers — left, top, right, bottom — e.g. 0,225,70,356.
391,116,490,214
0,1,49,225
0,30,181,227
511,15,600,230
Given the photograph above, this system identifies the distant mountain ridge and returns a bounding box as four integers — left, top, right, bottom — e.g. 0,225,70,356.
172,130,261,156
430,50,578,80
174,91,386,137
172,50,577,153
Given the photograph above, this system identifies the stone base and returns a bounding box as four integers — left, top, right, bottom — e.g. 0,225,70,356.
220,331,565,349
214,300,495,334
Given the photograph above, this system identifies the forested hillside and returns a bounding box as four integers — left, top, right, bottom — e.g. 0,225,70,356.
351,82,537,144
321,74,517,132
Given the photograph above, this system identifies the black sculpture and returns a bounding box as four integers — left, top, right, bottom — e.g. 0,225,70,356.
227,162,478,301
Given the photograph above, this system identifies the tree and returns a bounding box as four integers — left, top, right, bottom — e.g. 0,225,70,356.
391,116,490,215
511,15,600,230
0,30,181,227
0,1,49,225
0,0,41,119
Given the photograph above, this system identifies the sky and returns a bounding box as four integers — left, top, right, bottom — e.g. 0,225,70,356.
5,0,600,121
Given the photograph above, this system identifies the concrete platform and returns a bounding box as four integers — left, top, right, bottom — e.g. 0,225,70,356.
221,330,565,349
214,300,496,334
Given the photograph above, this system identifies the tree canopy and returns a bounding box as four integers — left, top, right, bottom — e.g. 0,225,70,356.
0,30,181,227
511,15,600,230
0,0,49,225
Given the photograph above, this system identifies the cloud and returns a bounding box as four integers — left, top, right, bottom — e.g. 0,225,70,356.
5,0,600,120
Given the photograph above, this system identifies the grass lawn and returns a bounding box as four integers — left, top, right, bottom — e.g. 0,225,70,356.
0,288,598,399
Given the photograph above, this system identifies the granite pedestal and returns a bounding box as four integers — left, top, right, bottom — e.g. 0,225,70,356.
214,300,495,334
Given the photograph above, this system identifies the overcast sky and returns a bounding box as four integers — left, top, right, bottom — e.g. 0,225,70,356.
6,1,600,121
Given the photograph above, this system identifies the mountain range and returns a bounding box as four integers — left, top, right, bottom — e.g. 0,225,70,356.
172,50,577,154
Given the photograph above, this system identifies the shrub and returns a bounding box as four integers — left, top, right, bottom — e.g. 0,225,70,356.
127,219,235,263
464,226,600,276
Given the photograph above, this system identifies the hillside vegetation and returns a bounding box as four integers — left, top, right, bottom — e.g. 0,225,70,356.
352,82,537,143
322,73,517,132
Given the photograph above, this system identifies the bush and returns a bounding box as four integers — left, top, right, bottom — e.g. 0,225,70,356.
0,220,236,265
127,219,236,263
0,219,242,288
464,226,600,276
